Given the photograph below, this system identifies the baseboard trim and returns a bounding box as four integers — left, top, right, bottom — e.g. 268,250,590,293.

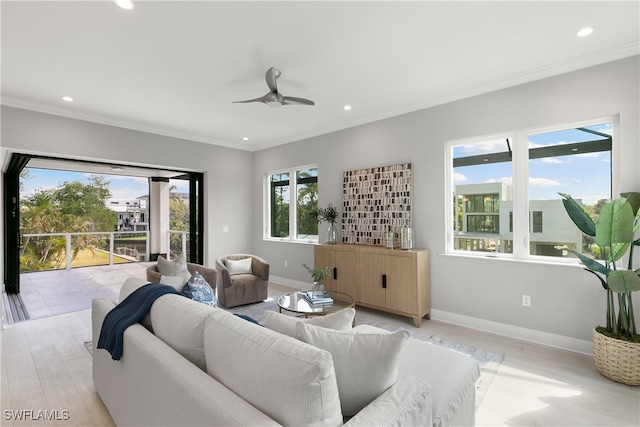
431,309,593,356
269,276,593,355
270,276,308,290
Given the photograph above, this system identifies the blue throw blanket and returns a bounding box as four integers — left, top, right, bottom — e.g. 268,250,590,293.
97,283,183,360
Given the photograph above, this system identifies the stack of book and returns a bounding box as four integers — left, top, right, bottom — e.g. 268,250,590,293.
302,291,333,305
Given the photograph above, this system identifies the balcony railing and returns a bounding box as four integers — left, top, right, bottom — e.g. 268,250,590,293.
20,230,188,272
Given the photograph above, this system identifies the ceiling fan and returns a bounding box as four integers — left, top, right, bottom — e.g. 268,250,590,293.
233,67,315,108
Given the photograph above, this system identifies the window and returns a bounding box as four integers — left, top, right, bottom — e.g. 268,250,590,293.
447,118,615,262
531,211,543,233
265,165,318,242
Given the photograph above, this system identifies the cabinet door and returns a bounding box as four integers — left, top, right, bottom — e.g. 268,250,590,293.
359,253,387,307
334,249,357,298
384,254,414,314
315,247,337,291
315,246,358,297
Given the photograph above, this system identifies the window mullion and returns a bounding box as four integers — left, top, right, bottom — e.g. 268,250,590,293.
289,169,297,240
512,131,529,259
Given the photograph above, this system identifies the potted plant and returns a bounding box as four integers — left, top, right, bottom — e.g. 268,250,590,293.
302,263,331,296
314,203,340,244
560,192,640,385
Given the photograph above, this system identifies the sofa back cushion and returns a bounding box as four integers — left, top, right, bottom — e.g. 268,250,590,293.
203,310,343,426
149,294,218,371
297,322,410,416
264,307,355,337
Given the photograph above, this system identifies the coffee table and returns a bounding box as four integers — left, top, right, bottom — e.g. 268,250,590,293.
277,290,355,318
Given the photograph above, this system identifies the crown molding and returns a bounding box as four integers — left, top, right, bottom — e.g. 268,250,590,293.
0,97,253,152
3,42,638,153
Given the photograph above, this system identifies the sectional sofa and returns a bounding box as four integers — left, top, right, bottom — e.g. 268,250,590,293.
92,277,480,426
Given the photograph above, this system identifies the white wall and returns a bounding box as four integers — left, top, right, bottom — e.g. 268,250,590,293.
1,56,637,351
252,56,640,352
0,106,254,266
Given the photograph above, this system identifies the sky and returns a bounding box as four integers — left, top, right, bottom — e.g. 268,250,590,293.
452,122,613,206
20,168,190,200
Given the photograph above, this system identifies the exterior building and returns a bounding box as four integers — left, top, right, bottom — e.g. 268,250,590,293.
454,182,583,257
106,196,149,232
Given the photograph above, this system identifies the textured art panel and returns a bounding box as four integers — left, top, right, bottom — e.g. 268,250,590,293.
342,163,412,245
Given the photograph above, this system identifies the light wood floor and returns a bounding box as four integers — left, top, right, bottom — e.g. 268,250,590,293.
2,282,639,426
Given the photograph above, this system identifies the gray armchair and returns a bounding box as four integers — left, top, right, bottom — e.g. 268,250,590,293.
215,254,269,308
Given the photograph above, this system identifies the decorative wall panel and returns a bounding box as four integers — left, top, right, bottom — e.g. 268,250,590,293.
342,163,412,245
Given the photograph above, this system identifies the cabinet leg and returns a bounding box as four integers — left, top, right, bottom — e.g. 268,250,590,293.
413,316,421,328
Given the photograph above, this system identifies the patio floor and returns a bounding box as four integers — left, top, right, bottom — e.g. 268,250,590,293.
3,262,152,323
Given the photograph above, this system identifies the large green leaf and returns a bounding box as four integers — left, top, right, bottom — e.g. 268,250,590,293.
559,193,595,236
621,192,640,216
569,249,611,276
610,241,631,264
607,270,640,293
595,199,634,247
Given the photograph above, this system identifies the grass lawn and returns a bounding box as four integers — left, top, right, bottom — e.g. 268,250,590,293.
71,248,133,267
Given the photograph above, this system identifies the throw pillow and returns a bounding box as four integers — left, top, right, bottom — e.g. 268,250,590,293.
185,271,216,306
203,310,343,426
264,308,355,337
296,322,409,416
225,257,252,275
157,254,189,276
160,274,189,290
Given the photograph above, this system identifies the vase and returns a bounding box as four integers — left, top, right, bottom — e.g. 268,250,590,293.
592,328,640,385
312,281,325,297
326,223,338,245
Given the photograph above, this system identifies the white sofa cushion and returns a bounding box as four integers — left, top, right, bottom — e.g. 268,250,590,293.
204,309,343,426
354,323,480,427
345,374,432,427
149,294,218,371
160,274,189,289
264,307,355,337
118,276,148,302
297,322,409,416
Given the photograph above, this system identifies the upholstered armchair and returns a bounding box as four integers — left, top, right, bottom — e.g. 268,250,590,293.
215,254,269,308
146,262,216,289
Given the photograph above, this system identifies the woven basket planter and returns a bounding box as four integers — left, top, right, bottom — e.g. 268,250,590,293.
592,328,640,386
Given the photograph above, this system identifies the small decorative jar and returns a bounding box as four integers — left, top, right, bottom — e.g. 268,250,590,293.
385,232,395,249
312,281,325,297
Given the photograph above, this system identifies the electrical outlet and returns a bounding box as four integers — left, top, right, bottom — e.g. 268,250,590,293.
522,294,531,307
284,260,288,267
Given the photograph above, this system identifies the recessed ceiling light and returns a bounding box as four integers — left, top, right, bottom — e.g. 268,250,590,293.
344,105,352,111
111,167,124,172
243,137,249,141
577,27,594,37
61,96,73,102
115,0,135,10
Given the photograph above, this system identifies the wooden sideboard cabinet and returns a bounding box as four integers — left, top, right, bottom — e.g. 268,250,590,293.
314,244,430,327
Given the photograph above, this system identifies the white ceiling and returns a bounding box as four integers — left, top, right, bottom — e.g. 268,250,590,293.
2,1,639,152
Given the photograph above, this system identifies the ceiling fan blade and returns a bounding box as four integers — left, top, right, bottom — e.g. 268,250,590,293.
282,96,315,106
232,92,277,104
265,67,281,93
234,67,312,107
